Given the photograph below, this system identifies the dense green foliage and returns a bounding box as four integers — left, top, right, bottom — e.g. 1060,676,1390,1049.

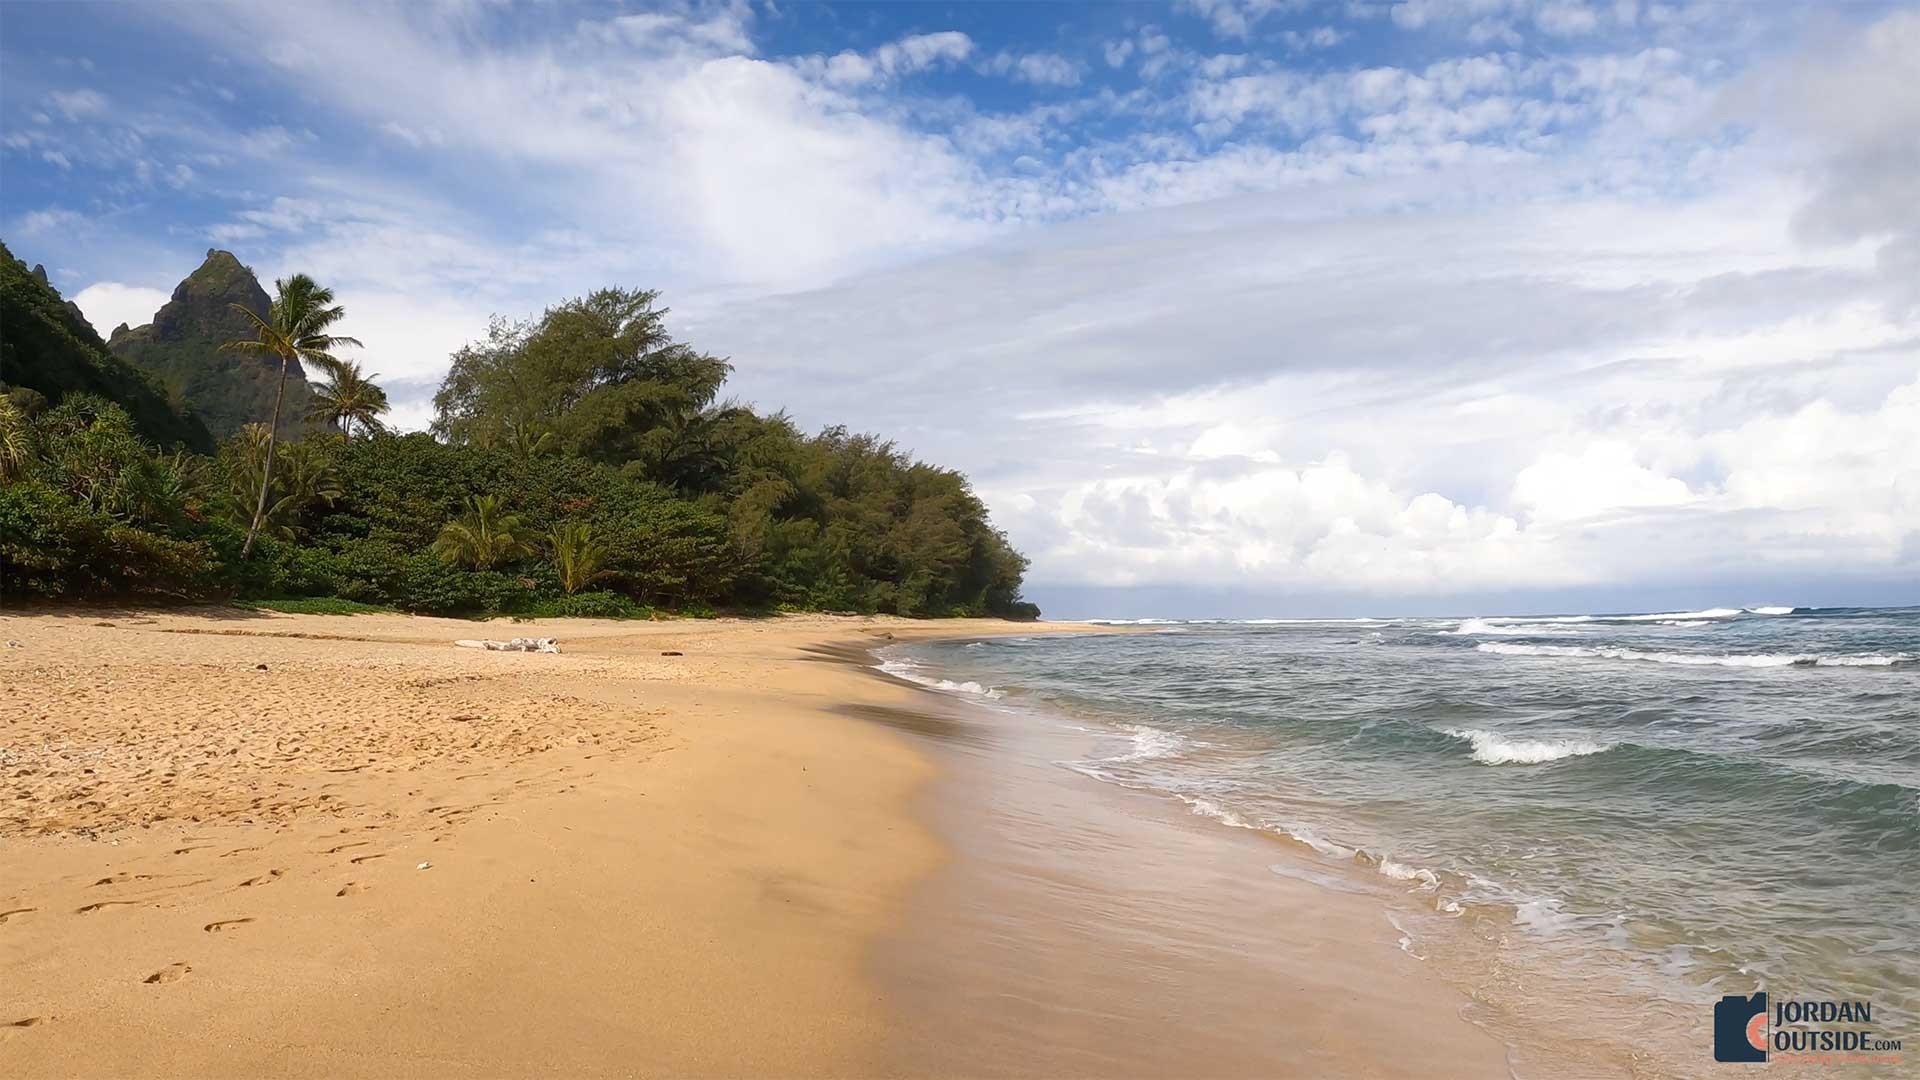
108,250,319,440
0,242,213,452
1,268,1037,620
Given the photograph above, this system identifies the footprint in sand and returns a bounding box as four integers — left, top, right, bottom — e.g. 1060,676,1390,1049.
143,963,191,985
348,853,387,865
203,918,255,933
2,1017,49,1041
336,882,370,897
239,869,285,887
0,908,35,924
90,873,153,887
76,900,142,915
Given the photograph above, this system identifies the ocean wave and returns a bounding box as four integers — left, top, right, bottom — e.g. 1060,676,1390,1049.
1441,727,1610,765
1378,859,1442,888
1464,606,1787,627
1113,723,1187,762
1085,617,1387,626
1613,607,1744,621
1449,617,1584,636
1475,643,1915,668
1177,795,1251,829
874,657,1005,698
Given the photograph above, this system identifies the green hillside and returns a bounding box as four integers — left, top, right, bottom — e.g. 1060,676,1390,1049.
108,249,317,440
0,241,213,452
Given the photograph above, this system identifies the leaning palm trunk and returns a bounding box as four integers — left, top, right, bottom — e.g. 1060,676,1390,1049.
242,351,292,558
221,272,361,560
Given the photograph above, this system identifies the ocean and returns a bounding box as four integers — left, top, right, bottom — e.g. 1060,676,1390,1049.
876,605,1918,1075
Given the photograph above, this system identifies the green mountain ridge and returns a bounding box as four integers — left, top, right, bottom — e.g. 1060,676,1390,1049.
0,240,214,452
109,249,317,440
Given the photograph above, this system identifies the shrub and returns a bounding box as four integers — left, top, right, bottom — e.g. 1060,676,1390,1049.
518,590,652,619
0,482,220,601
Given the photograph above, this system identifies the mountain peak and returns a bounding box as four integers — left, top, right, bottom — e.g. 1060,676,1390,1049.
107,250,313,439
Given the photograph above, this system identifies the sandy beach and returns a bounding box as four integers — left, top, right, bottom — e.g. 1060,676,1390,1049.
2,609,1512,1078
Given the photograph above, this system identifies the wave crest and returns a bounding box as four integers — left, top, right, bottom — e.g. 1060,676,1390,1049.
874,657,1005,698
1441,727,1610,765
1475,643,1914,668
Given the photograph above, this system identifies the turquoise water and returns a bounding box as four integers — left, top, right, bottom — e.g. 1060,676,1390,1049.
881,605,1919,1060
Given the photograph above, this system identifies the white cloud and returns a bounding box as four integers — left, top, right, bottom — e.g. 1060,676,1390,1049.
984,51,1083,87
47,88,107,120
815,31,974,87
72,282,171,336
10,207,84,237
31,0,1914,604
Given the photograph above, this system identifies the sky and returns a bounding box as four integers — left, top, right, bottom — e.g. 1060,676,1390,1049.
3,0,1917,618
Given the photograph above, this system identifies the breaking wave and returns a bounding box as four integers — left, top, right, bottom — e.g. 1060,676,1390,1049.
1441,727,1611,765
1475,643,1914,668
874,657,1006,698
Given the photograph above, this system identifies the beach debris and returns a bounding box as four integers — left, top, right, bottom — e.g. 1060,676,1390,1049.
417,861,432,871
255,663,268,671
4,640,22,648
660,650,683,656
453,637,561,653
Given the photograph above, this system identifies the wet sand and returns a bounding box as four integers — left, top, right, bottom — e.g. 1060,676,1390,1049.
4,608,1514,1077
859,655,1518,1079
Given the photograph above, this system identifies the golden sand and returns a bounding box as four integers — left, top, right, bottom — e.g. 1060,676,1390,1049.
1,609,1513,1078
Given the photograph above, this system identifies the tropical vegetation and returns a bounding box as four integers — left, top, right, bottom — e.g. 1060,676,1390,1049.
0,247,1038,621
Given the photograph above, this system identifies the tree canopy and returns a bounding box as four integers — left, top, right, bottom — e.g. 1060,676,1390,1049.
2,268,1038,621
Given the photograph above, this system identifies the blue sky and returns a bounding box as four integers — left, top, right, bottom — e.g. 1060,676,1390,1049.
4,1,1917,617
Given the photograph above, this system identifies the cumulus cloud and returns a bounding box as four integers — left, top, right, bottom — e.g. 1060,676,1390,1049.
72,282,170,336
815,31,975,87
16,0,1916,609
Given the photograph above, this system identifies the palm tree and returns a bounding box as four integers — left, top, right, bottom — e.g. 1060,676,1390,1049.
220,273,361,557
549,521,609,594
308,358,390,438
506,419,554,458
220,425,343,541
432,494,534,570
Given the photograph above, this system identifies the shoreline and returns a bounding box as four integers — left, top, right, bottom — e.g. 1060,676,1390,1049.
9,608,1510,1076
857,637,1524,1079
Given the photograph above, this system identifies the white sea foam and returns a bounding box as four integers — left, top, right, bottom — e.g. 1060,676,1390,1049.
1450,617,1583,636
1377,859,1442,888
1513,898,1573,935
874,657,1005,698
1386,911,1426,959
1085,617,1387,626
1615,607,1744,621
1178,795,1252,829
1464,607,1755,627
1476,642,1914,668
1286,825,1354,859
1114,724,1187,762
1441,727,1610,765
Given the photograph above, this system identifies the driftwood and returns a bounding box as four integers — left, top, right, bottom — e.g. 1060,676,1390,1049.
453,637,561,654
